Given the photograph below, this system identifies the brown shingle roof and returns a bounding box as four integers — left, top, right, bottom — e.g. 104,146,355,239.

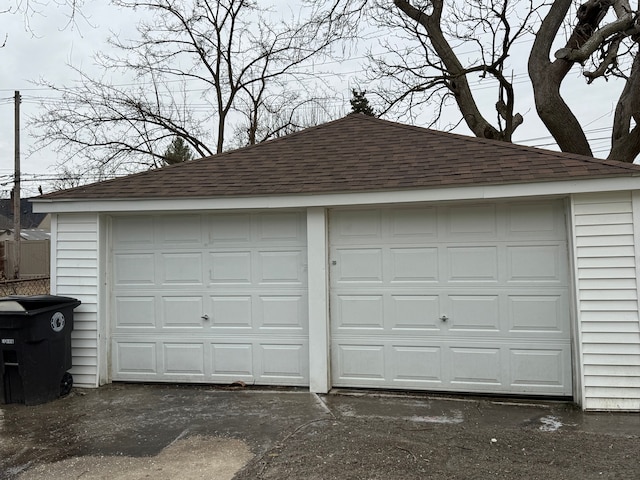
40,114,640,200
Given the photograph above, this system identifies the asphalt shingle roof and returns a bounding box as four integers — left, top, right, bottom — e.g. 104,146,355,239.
39,114,640,201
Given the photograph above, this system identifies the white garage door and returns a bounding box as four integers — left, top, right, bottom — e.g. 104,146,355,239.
110,211,309,385
330,201,573,396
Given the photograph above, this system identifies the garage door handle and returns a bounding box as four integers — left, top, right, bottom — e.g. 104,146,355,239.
201,314,210,321
439,315,448,322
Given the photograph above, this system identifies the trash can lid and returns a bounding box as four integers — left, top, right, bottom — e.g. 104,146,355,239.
0,295,81,313
0,300,27,312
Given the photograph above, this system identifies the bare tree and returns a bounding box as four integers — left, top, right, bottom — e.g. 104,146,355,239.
529,0,640,161
4,0,86,33
232,89,342,147
2,0,86,46
32,0,341,174
312,0,640,162
34,68,214,172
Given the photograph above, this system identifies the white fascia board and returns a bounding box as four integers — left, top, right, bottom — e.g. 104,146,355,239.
32,176,640,214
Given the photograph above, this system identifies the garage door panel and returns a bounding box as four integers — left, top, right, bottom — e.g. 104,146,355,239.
113,336,309,384
446,204,497,238
332,210,381,241
508,295,568,333
258,212,306,243
333,294,384,330
112,216,154,247
507,202,561,237
114,253,155,285
447,295,500,331
210,296,253,328
334,344,386,381
389,207,437,238
209,251,252,284
259,343,308,381
158,215,203,246
331,339,572,394
163,343,205,376
161,296,205,329
449,347,502,385
211,343,253,376
392,346,442,383
115,297,156,328
447,246,499,282
390,248,439,282
209,214,252,244
258,250,305,284
113,341,157,376
161,253,204,285
391,295,440,330
507,245,565,283
259,295,307,331
334,248,383,283
509,348,569,390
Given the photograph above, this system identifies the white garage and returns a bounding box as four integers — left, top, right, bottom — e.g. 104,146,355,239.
34,114,640,410
330,202,572,396
110,211,309,385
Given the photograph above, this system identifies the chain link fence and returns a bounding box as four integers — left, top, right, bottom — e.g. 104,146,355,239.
0,277,50,296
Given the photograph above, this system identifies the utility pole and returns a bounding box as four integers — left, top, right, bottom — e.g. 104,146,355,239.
13,90,21,280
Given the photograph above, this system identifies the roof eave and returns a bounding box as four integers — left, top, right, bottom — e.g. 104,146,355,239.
31,175,640,214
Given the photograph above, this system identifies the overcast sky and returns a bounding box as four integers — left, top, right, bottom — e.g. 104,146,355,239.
0,2,134,196
0,1,629,198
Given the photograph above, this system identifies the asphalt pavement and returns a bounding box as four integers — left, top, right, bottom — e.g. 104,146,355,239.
1,384,638,479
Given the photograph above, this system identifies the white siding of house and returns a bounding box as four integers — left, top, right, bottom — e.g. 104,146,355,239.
572,192,640,411
51,213,101,388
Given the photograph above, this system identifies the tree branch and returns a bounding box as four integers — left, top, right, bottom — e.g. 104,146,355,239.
393,0,507,140
609,48,640,162
528,0,610,157
554,8,634,62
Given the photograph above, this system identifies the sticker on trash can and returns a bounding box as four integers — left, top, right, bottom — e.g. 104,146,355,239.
1,338,15,345
50,312,66,332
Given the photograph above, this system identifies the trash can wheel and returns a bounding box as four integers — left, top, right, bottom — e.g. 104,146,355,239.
60,372,73,397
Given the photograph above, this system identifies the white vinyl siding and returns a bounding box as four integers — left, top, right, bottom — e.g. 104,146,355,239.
51,213,101,388
573,191,640,410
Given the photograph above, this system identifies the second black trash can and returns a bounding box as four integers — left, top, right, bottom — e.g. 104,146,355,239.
0,295,81,406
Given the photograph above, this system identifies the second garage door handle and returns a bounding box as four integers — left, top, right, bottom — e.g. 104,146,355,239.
201,314,210,321
439,315,448,322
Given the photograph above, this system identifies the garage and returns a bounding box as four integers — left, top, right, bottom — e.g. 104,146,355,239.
330,200,573,396
34,114,640,410
109,211,309,385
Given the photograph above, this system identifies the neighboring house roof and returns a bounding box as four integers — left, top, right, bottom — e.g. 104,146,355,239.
37,114,640,201
0,229,51,241
0,198,49,228
19,229,51,241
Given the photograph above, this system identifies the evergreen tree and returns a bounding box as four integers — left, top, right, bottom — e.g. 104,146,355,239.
163,136,194,165
350,90,376,117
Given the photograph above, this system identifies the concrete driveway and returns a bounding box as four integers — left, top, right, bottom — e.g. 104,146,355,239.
1,384,638,479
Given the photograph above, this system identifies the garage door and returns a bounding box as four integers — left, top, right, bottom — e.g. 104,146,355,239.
110,211,309,385
330,201,572,396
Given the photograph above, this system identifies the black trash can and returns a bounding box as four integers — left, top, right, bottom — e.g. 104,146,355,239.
0,295,81,406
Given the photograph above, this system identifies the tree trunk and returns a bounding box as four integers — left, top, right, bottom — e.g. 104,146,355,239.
393,0,504,141
609,51,640,162
528,0,602,157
